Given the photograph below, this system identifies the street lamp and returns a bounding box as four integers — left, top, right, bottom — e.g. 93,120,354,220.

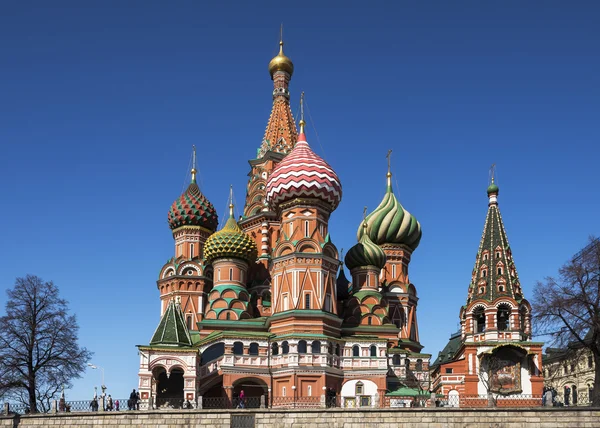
88,363,106,393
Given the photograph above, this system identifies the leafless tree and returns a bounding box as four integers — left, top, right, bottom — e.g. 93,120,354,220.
478,354,515,407
532,237,600,407
0,275,92,412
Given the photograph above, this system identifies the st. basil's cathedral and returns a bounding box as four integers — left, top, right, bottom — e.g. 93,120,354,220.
136,38,543,408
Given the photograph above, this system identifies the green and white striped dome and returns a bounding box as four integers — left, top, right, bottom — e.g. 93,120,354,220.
345,226,387,270
358,175,422,251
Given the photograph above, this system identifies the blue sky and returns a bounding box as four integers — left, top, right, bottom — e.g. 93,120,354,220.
1,1,598,400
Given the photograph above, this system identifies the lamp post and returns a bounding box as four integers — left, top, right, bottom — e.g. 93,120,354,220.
88,363,106,393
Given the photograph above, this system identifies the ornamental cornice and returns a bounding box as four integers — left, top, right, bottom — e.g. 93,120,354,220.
279,197,335,214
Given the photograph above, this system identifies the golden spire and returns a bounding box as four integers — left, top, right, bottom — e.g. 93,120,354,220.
228,185,234,217
362,206,368,229
268,25,294,77
191,145,197,183
299,91,306,134
490,163,496,184
386,149,393,188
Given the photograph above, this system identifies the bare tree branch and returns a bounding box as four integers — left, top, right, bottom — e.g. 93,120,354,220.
532,237,600,407
0,275,93,412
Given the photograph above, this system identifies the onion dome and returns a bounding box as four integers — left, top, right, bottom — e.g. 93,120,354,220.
266,127,342,211
346,224,387,270
268,41,294,78
168,167,218,231
204,202,258,264
487,182,499,195
358,172,421,251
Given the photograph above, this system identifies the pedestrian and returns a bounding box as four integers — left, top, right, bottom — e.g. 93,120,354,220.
129,389,137,410
136,390,140,410
106,394,113,411
115,399,120,411
238,389,245,409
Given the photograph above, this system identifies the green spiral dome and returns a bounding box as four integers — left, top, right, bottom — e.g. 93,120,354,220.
204,213,258,263
358,178,422,251
345,228,387,270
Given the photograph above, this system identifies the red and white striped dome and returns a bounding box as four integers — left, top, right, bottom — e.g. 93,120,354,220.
266,132,342,210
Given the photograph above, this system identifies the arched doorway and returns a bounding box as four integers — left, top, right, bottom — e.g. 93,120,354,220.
232,378,268,408
155,366,185,408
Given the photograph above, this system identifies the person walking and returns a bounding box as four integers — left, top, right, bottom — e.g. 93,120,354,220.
106,395,113,411
238,389,245,409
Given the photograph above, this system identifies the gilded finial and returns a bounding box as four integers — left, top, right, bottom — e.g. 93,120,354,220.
228,185,234,217
191,145,197,183
299,91,306,133
280,23,284,49
362,206,368,229
490,163,496,184
268,24,294,77
386,149,393,188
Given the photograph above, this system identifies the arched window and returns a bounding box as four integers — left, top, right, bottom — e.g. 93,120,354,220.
262,291,271,307
271,342,279,356
405,358,411,369
307,385,312,396
392,354,401,366
327,342,333,355
190,243,194,258
305,220,309,237
355,382,364,395
233,341,244,355
474,307,486,333
392,264,397,278
496,251,501,259
249,342,259,356
226,312,231,320
370,345,377,357
229,268,233,281
416,359,423,371
352,345,360,357
186,315,192,330
282,341,289,355
481,269,487,278
324,294,332,312
304,293,311,309
311,340,321,354
298,340,307,354
519,307,527,331
367,316,372,325
497,267,503,275
335,344,340,356
497,304,511,331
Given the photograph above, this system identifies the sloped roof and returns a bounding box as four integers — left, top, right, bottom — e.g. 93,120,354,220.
431,330,462,367
149,299,192,347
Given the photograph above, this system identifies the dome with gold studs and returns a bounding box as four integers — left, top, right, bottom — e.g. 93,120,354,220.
204,204,258,264
268,41,294,78
168,169,218,232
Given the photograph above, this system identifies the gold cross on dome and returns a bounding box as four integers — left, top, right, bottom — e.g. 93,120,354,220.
386,149,392,173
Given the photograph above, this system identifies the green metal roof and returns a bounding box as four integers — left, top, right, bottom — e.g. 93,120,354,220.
149,299,192,347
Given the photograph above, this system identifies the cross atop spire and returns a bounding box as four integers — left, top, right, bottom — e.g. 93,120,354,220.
362,206,368,230
490,163,496,184
191,145,197,183
299,91,306,134
386,149,393,188
229,185,234,217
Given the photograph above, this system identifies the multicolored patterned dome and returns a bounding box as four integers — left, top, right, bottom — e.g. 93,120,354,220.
358,174,422,251
345,225,387,270
266,131,342,210
168,181,218,231
204,208,258,263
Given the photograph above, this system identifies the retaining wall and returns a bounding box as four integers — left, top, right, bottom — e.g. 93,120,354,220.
2,407,600,428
